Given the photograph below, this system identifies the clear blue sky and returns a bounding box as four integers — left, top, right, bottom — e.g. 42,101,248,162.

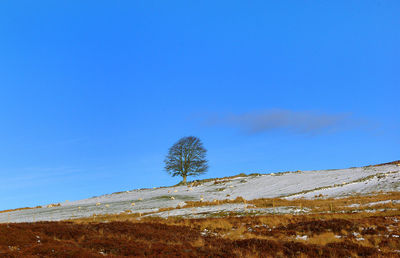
0,1,399,210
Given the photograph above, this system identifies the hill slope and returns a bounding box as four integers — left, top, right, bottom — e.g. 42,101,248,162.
1,162,399,223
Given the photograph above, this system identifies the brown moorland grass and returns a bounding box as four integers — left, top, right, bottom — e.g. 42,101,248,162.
1,210,399,257
153,191,400,214
63,192,400,226
1,193,398,256
0,203,61,214
373,160,400,167
0,206,37,214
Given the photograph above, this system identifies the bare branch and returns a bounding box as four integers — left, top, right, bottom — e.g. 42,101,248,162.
164,136,208,184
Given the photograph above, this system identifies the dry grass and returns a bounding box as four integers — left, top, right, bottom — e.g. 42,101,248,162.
249,191,400,212
63,192,400,227
0,206,37,214
3,191,396,256
304,232,341,245
1,206,399,257
178,191,400,214
372,160,400,167
67,211,144,223
0,203,62,214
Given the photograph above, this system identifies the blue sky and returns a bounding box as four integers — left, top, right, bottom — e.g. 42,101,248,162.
0,1,399,210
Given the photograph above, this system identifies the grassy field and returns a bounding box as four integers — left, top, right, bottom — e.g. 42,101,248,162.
0,192,399,257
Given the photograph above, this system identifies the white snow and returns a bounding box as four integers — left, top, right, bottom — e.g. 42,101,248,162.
0,164,398,223
296,235,308,240
365,200,400,206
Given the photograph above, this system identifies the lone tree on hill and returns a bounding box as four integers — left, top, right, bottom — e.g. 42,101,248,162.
164,136,208,185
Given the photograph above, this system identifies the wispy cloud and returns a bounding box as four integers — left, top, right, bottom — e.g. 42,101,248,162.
200,109,360,135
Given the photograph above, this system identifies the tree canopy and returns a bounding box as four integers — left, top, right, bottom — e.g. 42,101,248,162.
164,136,208,184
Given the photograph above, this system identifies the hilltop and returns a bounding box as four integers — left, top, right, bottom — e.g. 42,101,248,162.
0,161,399,257
1,161,399,223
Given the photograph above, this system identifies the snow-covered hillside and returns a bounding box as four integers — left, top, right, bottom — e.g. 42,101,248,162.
1,163,399,223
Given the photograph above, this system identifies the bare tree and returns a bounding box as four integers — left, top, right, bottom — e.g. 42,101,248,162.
164,136,208,185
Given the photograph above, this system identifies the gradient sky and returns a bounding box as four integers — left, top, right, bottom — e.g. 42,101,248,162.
0,1,399,210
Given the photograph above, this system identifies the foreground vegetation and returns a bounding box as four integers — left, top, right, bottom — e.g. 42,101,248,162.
0,192,399,257
0,212,399,257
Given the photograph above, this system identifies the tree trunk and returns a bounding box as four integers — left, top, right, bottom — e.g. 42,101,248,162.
182,175,187,185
